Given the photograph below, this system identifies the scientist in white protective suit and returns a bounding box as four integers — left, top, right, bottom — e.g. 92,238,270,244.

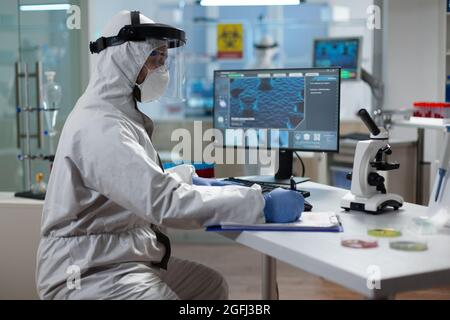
36,11,304,300
251,34,279,69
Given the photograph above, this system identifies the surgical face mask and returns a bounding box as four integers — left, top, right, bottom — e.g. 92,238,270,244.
135,65,170,103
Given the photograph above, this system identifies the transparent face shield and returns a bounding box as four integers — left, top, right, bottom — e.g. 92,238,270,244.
89,14,186,103
143,40,185,103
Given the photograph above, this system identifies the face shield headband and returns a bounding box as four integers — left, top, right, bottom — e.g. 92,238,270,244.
89,11,186,54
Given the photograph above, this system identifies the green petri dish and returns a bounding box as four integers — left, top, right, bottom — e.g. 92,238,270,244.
368,228,402,238
390,241,428,252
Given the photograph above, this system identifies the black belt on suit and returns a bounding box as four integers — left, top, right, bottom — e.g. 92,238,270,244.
150,224,171,270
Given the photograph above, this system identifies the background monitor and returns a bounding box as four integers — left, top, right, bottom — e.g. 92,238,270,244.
313,37,361,81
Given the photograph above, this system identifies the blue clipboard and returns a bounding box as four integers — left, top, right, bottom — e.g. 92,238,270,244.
206,225,343,232
206,213,343,233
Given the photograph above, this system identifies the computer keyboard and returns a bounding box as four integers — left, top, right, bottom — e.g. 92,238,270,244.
223,178,313,212
223,177,310,198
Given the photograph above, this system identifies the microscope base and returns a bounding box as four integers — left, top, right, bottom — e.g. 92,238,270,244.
341,192,404,214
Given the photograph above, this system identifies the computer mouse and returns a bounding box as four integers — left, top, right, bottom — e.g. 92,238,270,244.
304,200,313,212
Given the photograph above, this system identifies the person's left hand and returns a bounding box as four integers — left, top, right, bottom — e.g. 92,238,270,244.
192,176,233,187
263,188,304,223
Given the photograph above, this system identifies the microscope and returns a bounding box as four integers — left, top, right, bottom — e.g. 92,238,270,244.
341,109,404,214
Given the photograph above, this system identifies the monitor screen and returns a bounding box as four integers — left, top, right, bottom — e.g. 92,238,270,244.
313,37,361,80
213,68,340,152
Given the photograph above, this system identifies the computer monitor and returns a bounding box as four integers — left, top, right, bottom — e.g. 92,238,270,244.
313,37,362,81
213,67,341,184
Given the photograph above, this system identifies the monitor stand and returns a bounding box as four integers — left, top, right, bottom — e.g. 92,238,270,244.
242,150,310,186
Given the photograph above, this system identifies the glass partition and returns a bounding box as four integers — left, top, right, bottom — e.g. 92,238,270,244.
0,0,82,192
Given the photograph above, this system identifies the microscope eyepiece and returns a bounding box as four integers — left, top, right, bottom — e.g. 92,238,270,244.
358,108,381,136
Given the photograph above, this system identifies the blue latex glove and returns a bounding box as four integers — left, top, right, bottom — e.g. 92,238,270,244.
263,188,304,223
192,176,233,187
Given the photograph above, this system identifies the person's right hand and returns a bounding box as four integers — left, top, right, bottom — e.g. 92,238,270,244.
263,188,304,223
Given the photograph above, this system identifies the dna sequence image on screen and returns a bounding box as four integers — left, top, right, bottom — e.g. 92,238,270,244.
229,76,305,129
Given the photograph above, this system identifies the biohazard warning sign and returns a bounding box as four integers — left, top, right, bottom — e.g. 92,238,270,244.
217,23,244,59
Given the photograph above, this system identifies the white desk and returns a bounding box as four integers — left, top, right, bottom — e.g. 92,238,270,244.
218,182,450,300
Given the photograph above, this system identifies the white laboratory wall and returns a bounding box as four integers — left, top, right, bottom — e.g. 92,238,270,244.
383,0,444,163
383,0,444,109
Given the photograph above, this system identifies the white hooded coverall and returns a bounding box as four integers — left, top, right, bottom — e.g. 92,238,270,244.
35,11,265,300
